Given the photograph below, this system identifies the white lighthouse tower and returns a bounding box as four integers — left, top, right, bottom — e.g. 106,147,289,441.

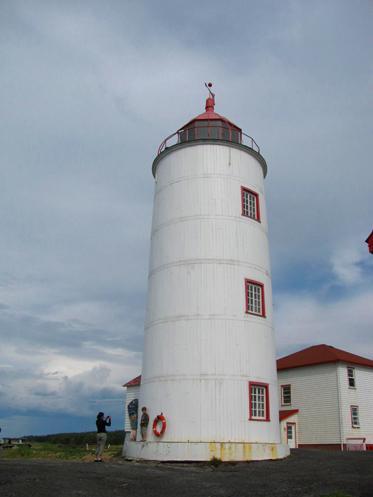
124,85,289,461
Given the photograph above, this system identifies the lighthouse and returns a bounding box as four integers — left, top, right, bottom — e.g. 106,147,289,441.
124,85,289,461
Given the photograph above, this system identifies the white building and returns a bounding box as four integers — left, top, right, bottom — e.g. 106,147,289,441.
124,343,373,452
123,86,289,461
277,344,373,450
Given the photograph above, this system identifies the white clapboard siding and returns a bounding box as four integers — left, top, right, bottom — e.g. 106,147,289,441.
280,413,298,447
124,385,140,432
278,363,341,445
337,364,373,444
140,143,281,446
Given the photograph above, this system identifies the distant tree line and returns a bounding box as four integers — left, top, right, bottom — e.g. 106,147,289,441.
25,430,125,446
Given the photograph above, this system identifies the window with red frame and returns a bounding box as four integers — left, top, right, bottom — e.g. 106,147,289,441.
249,382,270,421
245,279,266,317
241,187,260,221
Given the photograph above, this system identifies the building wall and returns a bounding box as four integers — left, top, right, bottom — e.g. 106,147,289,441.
337,364,373,445
140,143,281,444
278,364,341,445
124,385,140,432
279,413,298,447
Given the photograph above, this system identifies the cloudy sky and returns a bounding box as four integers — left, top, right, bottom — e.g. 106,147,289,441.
0,0,372,437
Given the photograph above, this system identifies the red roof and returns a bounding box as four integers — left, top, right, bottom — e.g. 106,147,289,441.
277,344,373,371
279,409,299,421
179,94,241,131
180,110,241,130
366,230,373,254
123,375,141,387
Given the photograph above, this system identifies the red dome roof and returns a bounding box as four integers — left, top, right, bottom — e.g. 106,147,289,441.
179,94,241,131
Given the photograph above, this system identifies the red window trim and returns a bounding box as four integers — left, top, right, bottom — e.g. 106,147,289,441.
248,381,270,422
281,384,292,406
241,186,261,222
350,405,360,428
245,279,266,318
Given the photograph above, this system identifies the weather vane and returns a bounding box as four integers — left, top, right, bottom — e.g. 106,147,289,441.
204,82,215,98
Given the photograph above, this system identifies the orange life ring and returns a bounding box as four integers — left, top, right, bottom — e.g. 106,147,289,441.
152,414,166,437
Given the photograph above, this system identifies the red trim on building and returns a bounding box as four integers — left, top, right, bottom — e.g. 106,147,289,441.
180,109,241,133
365,230,373,254
279,409,299,421
248,381,270,422
241,186,261,222
277,344,373,371
245,279,266,318
123,375,142,387
298,444,343,451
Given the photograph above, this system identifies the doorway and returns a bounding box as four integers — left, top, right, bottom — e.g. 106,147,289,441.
286,422,297,449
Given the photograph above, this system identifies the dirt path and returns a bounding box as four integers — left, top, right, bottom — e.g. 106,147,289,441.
0,449,372,497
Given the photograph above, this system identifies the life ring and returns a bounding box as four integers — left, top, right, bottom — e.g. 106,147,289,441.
152,414,166,437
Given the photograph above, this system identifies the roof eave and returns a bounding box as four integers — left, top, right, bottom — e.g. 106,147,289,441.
277,358,373,371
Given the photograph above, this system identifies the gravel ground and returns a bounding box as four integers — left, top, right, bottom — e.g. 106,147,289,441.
0,449,372,497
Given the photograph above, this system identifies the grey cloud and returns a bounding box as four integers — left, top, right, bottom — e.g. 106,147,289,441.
0,0,372,435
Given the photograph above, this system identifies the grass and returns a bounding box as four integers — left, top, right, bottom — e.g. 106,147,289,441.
0,442,123,461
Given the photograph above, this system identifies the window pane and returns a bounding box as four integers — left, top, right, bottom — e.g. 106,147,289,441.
197,126,208,139
231,129,239,143
242,189,258,220
247,283,262,315
209,126,219,139
347,368,355,387
282,385,291,404
251,385,267,419
287,425,293,439
351,406,359,427
186,127,195,141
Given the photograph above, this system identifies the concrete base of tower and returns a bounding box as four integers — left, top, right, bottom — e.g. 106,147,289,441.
123,440,290,461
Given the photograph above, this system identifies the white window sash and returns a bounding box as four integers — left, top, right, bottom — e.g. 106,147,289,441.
243,190,257,219
251,386,266,419
248,283,262,315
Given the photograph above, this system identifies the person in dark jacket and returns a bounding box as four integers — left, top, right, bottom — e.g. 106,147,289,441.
140,407,149,441
95,412,111,462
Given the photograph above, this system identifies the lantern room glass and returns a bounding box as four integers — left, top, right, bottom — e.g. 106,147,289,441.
179,120,241,144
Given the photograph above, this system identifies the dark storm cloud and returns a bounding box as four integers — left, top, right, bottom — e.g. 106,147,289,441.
0,0,372,436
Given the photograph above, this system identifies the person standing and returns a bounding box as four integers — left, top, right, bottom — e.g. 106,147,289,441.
140,407,149,442
95,412,111,462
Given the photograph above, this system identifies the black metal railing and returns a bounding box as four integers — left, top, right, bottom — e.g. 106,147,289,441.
157,124,260,155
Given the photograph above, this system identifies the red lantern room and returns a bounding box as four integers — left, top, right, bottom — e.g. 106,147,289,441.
156,83,262,163
178,83,242,144
366,230,373,254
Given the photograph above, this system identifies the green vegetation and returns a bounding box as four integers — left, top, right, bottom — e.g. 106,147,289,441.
26,430,125,446
0,442,123,461
0,431,125,461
